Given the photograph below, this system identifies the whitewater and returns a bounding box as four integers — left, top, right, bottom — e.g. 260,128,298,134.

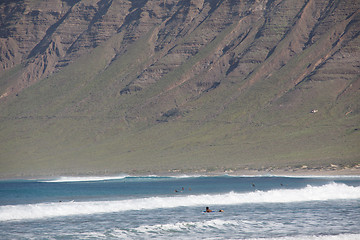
1,175,360,239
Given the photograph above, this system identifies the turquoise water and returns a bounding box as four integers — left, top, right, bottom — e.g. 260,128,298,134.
1,175,360,239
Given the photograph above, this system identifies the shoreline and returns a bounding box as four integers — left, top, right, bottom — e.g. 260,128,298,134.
1,166,360,180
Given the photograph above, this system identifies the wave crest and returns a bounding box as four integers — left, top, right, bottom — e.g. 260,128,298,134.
40,175,129,182
1,182,359,221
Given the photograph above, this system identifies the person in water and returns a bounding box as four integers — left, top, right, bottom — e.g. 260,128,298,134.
205,207,224,212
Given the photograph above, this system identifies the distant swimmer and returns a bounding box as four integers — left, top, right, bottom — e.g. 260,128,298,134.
205,207,213,212
204,207,224,213
252,183,256,187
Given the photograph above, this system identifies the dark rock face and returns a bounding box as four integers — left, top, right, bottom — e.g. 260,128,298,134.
0,0,130,97
1,0,359,102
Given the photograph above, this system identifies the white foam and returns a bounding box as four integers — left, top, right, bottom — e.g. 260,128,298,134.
108,219,239,239
224,174,360,179
41,175,129,182
269,175,360,179
34,174,360,183
247,234,360,240
134,219,237,233
109,220,360,240
1,182,359,221
38,174,194,182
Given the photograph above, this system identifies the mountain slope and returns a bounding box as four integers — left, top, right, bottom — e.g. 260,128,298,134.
0,0,359,178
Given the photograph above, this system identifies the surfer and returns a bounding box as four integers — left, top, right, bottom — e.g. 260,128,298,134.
205,207,213,212
204,207,224,213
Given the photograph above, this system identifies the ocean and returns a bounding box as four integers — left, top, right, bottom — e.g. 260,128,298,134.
0,175,360,239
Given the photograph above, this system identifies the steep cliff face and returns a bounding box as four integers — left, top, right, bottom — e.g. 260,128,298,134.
0,0,359,177
0,0,130,98
1,0,358,109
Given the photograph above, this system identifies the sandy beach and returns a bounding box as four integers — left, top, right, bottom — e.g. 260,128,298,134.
1,164,360,180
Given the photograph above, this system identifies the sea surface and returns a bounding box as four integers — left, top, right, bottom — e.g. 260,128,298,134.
1,174,360,239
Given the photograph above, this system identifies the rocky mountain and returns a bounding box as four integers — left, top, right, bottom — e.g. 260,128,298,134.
0,0,359,178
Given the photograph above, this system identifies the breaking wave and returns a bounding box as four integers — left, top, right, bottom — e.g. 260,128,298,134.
34,174,360,183
110,219,360,240
1,182,359,221
40,175,129,182
38,174,206,182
